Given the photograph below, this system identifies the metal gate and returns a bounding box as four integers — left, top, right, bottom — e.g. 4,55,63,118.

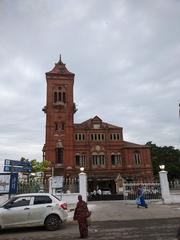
123,182,161,200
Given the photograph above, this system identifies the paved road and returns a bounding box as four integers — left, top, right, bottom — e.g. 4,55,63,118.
0,201,180,239
0,218,179,240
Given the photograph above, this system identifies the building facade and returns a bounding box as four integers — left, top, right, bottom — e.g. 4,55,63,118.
43,57,153,193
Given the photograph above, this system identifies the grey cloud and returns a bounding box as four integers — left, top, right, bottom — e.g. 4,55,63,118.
0,0,180,165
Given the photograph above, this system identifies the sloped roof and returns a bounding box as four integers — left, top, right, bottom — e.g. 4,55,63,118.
74,115,122,129
122,141,146,148
46,55,74,76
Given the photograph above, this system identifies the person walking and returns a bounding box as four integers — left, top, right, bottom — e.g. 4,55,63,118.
73,195,91,238
136,185,148,208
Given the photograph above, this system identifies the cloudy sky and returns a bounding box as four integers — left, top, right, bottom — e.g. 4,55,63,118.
0,0,180,168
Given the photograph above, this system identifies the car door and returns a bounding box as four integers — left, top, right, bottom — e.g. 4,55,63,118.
28,195,53,225
2,196,31,228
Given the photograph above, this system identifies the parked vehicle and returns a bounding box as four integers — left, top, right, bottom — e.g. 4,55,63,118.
101,188,111,195
0,193,68,231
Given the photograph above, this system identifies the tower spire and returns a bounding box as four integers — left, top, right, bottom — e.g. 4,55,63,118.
58,54,63,64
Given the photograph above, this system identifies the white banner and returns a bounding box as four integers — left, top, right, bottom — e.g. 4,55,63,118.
52,176,64,188
0,174,10,193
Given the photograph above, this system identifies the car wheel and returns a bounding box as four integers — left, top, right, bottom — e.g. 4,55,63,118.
45,214,61,231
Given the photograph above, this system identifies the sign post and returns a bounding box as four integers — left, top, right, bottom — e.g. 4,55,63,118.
9,173,18,194
4,159,32,198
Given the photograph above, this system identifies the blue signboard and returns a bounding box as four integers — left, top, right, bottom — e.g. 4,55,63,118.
4,165,32,173
9,173,18,194
4,159,32,167
4,159,32,173
4,166,11,172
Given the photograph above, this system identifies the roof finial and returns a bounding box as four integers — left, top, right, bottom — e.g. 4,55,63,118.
57,54,62,64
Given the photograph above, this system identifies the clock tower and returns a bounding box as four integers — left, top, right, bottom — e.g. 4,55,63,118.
43,56,76,175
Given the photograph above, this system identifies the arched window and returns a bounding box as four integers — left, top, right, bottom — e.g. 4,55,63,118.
134,151,141,165
55,122,65,132
53,87,66,105
111,153,122,166
54,92,58,103
92,152,105,167
55,140,63,164
75,153,86,167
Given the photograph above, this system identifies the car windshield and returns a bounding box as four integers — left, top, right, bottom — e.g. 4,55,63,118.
52,194,61,201
0,196,16,207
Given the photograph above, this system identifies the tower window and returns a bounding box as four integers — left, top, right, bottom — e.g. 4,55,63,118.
53,87,66,105
55,147,63,164
55,140,63,164
55,122,65,132
54,92,58,103
58,92,62,101
63,92,66,102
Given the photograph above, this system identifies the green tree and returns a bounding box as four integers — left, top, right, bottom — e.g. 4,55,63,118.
145,142,180,180
20,157,50,173
30,159,50,172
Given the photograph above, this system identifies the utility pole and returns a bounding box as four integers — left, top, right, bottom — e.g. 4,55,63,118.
179,103,180,150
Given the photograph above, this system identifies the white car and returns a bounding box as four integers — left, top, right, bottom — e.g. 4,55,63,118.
0,193,68,231
101,188,111,195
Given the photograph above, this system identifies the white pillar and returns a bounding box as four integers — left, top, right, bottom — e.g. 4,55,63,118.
49,177,52,194
79,172,87,202
159,170,171,204
48,177,56,195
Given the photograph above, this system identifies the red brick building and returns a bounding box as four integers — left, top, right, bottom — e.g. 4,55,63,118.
43,56,153,193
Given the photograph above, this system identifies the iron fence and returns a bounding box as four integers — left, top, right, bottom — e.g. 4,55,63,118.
17,178,45,194
169,179,180,190
62,177,79,193
123,182,161,200
17,176,79,194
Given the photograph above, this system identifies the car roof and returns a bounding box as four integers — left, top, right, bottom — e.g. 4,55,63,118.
14,193,53,197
